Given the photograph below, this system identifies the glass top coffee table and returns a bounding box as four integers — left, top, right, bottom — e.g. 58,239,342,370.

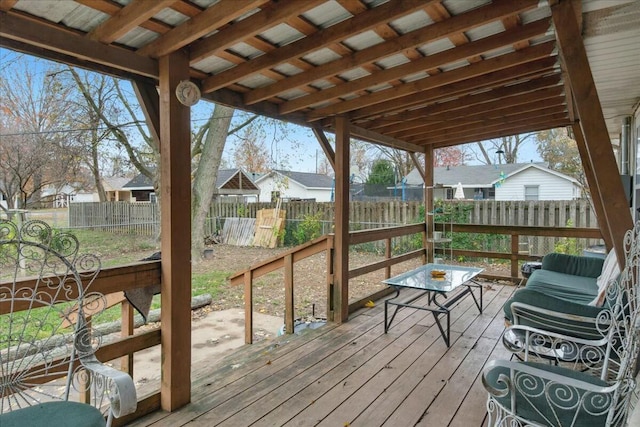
383,263,484,347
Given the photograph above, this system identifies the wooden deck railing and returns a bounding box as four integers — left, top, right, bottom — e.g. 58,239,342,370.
4,261,163,426
230,223,603,344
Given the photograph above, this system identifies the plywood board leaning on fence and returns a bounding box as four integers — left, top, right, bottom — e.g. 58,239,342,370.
222,217,256,246
253,209,286,248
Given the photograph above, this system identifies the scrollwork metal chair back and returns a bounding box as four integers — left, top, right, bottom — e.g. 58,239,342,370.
483,220,640,427
0,220,136,427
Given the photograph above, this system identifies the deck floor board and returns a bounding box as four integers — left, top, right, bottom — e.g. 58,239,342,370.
129,282,516,427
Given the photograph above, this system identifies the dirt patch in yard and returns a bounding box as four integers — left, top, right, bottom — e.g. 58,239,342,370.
190,244,512,320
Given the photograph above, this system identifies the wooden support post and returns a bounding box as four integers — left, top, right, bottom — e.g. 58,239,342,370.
244,270,253,344
121,301,134,376
425,147,434,263
159,49,191,411
284,253,294,334
334,116,350,323
552,0,632,263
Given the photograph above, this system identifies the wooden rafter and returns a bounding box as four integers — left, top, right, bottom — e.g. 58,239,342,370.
349,55,558,121
137,0,267,58
367,73,562,131
189,0,325,63
88,0,175,44
279,18,551,115
311,127,336,171
307,41,555,121
203,0,431,95
76,0,173,35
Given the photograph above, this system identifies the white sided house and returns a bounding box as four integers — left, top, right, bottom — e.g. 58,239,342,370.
254,170,334,203
493,163,582,201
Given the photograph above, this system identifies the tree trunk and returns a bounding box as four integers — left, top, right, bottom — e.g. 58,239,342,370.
191,104,234,262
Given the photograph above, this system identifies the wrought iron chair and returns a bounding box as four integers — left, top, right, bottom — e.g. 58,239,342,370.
0,220,137,427
482,221,640,426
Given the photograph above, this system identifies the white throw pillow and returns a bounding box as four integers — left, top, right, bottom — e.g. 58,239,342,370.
589,250,620,306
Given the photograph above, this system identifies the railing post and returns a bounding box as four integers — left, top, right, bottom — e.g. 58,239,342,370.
326,235,335,322
385,237,392,279
244,270,253,344
511,232,519,278
121,301,134,376
284,254,294,334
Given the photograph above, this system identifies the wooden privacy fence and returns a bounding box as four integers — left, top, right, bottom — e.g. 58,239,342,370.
69,200,599,239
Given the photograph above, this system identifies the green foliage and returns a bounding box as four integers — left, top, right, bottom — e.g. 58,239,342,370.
366,159,395,185
292,213,323,245
554,219,582,255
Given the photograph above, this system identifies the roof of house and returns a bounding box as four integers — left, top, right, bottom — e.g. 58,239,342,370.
123,169,260,192
490,163,581,185
103,177,132,191
255,170,334,190
404,162,577,188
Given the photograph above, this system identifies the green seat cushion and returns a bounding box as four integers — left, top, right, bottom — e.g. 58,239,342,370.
485,361,612,427
541,253,604,278
0,401,105,427
526,269,598,305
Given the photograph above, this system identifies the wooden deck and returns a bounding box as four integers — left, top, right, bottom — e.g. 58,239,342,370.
129,281,517,427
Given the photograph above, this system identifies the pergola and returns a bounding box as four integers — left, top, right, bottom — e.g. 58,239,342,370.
1,0,638,417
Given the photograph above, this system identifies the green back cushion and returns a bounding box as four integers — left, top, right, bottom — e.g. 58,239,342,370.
0,401,105,427
485,362,611,427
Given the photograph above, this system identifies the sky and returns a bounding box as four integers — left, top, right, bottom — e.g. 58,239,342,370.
0,48,543,176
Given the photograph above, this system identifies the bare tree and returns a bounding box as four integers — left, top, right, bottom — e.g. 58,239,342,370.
0,60,80,209
232,121,270,173
470,134,534,165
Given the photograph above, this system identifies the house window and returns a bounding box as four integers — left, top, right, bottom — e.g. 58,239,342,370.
270,191,280,202
488,187,496,198
525,185,539,201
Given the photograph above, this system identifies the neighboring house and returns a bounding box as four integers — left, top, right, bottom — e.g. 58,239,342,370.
0,192,7,210
103,177,132,202
404,163,582,201
254,170,334,203
41,183,96,207
124,169,260,202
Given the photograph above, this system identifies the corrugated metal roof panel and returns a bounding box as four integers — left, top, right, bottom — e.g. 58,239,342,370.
402,72,429,83
152,8,189,26
310,80,334,90
375,53,411,69
389,10,432,34
418,38,456,56
260,23,304,47
367,82,393,92
338,68,370,81
278,88,310,101
465,21,505,42
482,46,516,60
302,0,351,28
192,56,234,74
440,60,470,72
237,74,275,90
228,42,262,60
14,0,80,24
342,30,384,51
61,5,107,33
116,27,158,48
302,48,342,65
442,0,491,16
272,63,303,76
520,5,552,25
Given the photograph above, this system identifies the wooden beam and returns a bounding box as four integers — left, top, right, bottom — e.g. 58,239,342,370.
572,123,613,250
190,0,325,64
159,49,192,411
369,73,562,132
76,0,172,35
133,80,161,149
552,0,632,263
334,116,350,323
245,0,538,105
350,57,558,121
311,127,336,171
203,0,433,94
412,110,568,144
138,0,266,58
306,40,555,121
0,11,158,79
349,124,423,153
430,118,571,148
88,0,175,44
280,18,550,114
390,88,565,138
